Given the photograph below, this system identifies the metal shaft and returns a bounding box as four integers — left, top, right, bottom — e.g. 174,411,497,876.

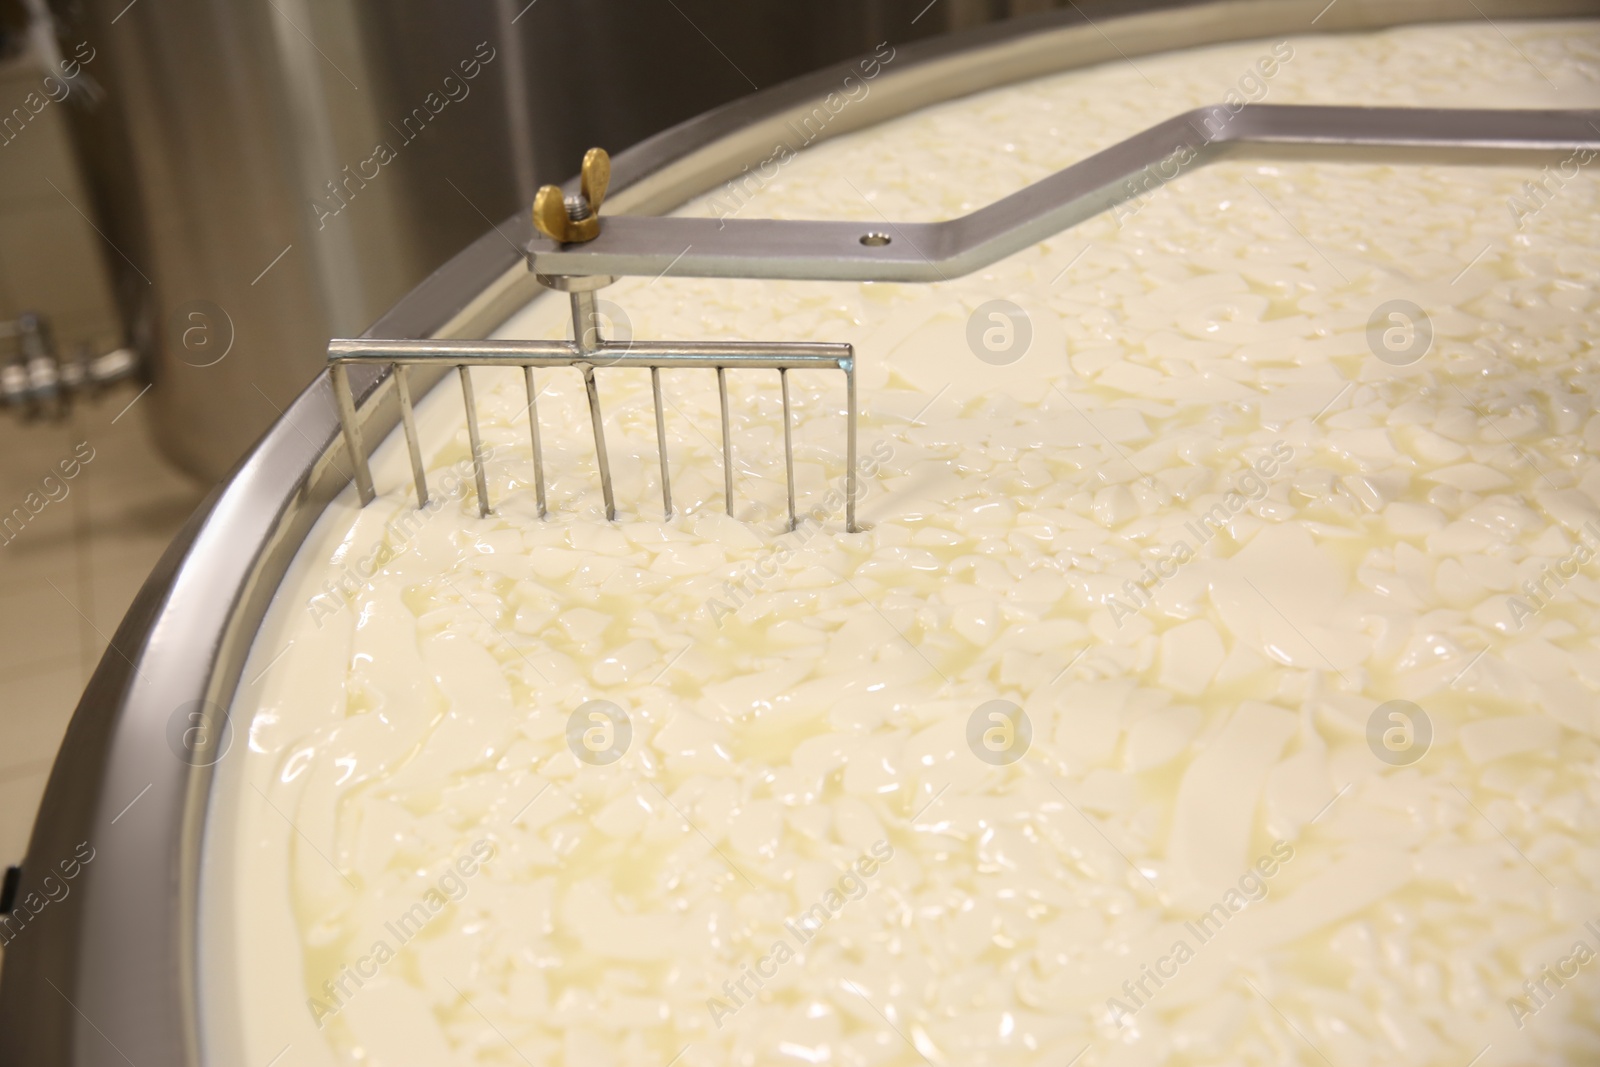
331,363,375,505
652,366,671,519
582,366,615,521
458,366,490,517
845,358,857,534
329,336,847,369
572,289,615,520
396,364,428,508
523,366,547,518
780,369,795,532
718,366,733,519
571,289,604,353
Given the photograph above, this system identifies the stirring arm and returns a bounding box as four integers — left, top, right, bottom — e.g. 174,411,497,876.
526,104,1600,284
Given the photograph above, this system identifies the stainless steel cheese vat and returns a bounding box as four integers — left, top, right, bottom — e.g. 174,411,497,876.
2,1,1593,1063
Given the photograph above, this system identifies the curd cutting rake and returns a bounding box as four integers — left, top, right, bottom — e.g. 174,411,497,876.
329,104,1600,535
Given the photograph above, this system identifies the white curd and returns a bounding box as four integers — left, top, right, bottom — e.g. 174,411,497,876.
207,19,1600,1067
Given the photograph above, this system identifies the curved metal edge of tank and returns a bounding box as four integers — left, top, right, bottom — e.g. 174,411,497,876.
0,149,538,1067
3,1,1596,1064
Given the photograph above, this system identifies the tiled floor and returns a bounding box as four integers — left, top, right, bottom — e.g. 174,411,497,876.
0,383,205,966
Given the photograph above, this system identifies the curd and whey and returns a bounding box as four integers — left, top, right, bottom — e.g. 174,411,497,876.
206,19,1600,1067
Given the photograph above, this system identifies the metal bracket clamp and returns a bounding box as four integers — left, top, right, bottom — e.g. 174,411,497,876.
525,104,1600,283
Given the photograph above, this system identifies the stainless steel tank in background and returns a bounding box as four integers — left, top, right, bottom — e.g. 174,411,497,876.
39,0,981,481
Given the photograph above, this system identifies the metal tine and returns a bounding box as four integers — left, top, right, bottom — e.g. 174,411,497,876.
523,366,547,518
780,368,796,532
718,366,733,518
845,358,857,534
458,365,491,517
571,289,616,522
327,335,856,532
581,366,616,521
330,362,375,505
396,363,428,508
652,366,671,519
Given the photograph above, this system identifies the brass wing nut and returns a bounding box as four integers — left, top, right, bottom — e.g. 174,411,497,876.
533,148,610,244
